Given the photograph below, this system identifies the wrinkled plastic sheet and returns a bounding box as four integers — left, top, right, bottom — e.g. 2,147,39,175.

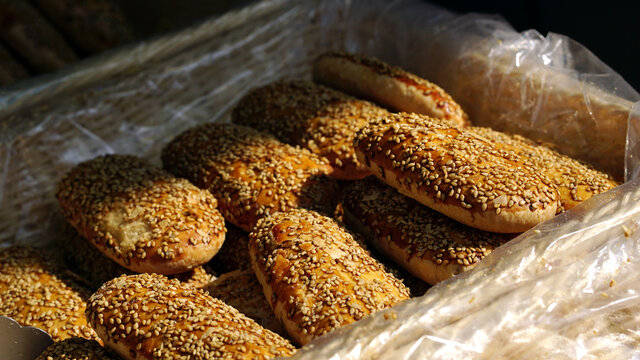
1,0,639,358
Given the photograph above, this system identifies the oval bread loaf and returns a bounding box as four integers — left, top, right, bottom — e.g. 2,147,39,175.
342,178,511,284
354,113,559,233
0,246,99,341
249,208,410,345
469,126,619,212
86,273,296,359
313,51,469,127
205,269,287,338
162,123,339,232
232,80,389,179
36,337,120,360
56,154,226,275
58,223,216,290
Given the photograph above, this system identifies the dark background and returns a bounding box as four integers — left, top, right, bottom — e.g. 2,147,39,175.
428,0,640,93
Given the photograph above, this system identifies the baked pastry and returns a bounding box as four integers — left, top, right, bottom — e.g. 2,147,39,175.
0,1,77,72
469,126,619,212
56,154,226,275
232,80,389,179
34,0,134,54
162,123,338,232
342,178,511,284
313,51,469,127
58,223,215,290
249,208,410,345
206,223,251,274
205,269,287,337
36,337,120,360
86,273,296,359
0,246,98,341
354,112,559,233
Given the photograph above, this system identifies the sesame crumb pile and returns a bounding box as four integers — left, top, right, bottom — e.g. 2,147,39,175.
249,208,410,345
87,273,295,359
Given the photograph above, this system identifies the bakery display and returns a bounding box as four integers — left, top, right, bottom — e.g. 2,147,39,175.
162,123,339,232
354,112,559,233
313,51,469,127
232,80,389,179
0,246,99,341
86,273,296,359
249,208,410,345
469,126,619,212
205,269,288,337
342,178,511,284
36,338,120,360
56,154,226,275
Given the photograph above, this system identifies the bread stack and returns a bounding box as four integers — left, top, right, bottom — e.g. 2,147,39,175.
1,51,619,359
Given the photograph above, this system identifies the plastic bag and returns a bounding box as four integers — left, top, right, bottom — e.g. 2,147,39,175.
1,0,639,358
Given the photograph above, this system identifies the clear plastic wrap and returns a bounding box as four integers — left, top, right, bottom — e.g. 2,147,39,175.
1,0,639,358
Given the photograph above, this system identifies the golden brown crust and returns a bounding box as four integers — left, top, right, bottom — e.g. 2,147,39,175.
162,124,339,232
0,246,99,342
232,80,388,179
58,223,215,290
36,337,120,360
469,126,619,212
354,113,559,233
207,223,252,274
205,269,287,338
86,273,296,360
56,155,226,275
249,209,410,345
342,178,511,284
313,51,469,127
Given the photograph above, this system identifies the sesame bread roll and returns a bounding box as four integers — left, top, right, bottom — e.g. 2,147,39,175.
205,269,287,338
469,126,619,212
342,178,511,284
58,223,215,290
0,246,99,341
232,81,389,179
0,0,77,73
313,51,469,127
162,124,339,232
86,273,296,359
56,155,226,275
354,113,559,233
249,208,410,345
207,223,252,274
36,338,120,360
34,0,134,55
